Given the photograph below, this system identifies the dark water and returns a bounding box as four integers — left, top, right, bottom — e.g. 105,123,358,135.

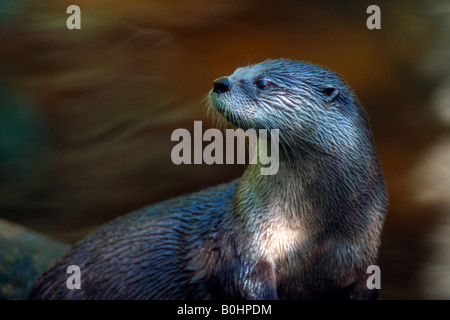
0,0,449,299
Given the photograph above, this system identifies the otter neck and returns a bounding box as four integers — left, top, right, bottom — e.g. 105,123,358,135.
234,149,365,235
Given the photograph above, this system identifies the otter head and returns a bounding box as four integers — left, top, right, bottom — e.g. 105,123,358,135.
209,59,373,156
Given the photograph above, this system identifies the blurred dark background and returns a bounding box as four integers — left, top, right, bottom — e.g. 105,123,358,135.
0,0,449,299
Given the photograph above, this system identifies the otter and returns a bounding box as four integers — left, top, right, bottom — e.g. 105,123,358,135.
28,59,387,300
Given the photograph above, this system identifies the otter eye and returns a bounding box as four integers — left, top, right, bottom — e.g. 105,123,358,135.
322,85,340,102
255,78,270,90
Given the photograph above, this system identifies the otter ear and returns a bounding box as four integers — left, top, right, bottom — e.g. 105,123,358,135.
321,85,340,103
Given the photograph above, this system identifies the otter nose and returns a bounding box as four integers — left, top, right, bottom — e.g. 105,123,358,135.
213,77,230,94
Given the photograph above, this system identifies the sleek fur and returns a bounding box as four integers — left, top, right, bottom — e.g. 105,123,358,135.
28,59,387,299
